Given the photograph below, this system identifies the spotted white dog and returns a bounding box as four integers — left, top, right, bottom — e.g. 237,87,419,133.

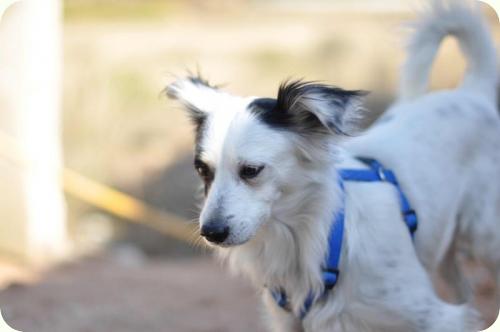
167,1,499,331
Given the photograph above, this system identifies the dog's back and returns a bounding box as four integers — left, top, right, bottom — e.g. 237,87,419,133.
346,0,500,301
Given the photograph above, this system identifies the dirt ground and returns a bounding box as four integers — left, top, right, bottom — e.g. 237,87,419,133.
0,252,497,332
0,254,264,332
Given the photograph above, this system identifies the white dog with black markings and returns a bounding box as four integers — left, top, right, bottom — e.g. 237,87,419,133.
167,1,499,331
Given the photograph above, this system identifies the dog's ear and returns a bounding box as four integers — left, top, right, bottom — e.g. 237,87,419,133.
165,76,219,126
276,80,367,136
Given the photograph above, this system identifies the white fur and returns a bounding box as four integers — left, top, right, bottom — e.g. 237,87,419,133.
168,1,499,331
399,0,498,102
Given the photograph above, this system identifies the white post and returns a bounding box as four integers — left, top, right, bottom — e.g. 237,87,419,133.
0,0,67,264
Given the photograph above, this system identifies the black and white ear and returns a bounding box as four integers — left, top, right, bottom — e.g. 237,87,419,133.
277,80,367,136
165,76,219,125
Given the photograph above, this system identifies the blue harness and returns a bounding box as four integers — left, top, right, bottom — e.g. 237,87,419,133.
270,157,418,318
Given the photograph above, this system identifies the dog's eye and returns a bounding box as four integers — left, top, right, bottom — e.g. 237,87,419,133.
196,164,208,177
194,159,214,195
194,159,212,179
239,165,264,180
196,165,212,181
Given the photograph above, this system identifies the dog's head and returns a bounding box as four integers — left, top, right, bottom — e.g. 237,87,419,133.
167,76,365,247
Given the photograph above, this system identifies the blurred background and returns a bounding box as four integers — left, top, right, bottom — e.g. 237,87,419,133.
0,0,498,331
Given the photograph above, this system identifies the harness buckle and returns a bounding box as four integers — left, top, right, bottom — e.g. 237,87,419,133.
376,166,387,181
322,268,340,290
403,209,418,233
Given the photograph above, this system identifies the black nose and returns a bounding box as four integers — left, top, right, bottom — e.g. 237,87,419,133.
200,223,230,243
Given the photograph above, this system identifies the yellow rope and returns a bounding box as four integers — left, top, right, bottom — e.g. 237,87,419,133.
0,131,198,244
63,168,198,243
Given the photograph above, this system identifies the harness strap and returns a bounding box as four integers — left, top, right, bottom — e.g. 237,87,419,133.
322,179,345,290
270,179,344,319
270,157,418,319
340,158,417,236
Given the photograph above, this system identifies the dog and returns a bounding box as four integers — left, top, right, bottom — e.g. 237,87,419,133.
166,1,499,331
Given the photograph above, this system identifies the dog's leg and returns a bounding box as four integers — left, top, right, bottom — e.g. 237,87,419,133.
262,292,303,332
438,242,472,304
346,267,481,331
483,216,500,306
461,184,500,306
380,288,480,332
493,265,500,306
483,248,500,306
423,302,480,332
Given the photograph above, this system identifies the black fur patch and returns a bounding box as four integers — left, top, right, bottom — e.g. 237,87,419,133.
249,96,321,132
249,80,366,135
193,117,207,159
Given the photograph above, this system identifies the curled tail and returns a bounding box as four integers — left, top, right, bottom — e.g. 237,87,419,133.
399,0,498,102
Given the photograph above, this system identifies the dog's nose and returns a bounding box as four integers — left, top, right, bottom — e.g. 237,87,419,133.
200,223,230,243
